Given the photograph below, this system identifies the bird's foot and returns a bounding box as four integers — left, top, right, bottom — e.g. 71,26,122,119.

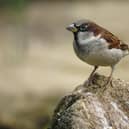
102,77,113,92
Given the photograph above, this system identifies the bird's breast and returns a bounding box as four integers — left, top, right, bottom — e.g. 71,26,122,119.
73,38,123,66
73,36,107,61
73,40,90,62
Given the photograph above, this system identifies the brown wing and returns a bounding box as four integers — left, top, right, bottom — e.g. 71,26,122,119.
102,30,129,51
89,22,129,51
101,29,120,49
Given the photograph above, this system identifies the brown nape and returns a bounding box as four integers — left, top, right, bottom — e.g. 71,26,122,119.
87,22,102,36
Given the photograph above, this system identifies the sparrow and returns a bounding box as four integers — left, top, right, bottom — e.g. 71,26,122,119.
66,19,129,86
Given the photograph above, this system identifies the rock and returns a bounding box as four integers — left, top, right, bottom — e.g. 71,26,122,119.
49,73,129,129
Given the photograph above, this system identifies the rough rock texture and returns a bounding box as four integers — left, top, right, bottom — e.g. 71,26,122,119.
49,73,129,129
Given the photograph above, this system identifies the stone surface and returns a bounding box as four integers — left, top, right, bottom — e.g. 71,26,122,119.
50,73,129,129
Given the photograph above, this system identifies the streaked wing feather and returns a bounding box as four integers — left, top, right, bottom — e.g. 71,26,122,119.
99,25,129,51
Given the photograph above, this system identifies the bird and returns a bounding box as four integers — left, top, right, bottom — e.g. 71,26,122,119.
66,19,129,86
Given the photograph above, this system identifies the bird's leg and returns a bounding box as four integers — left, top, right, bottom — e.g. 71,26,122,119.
87,66,98,85
103,66,115,89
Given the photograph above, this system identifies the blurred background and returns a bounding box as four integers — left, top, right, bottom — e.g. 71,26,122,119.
0,0,129,129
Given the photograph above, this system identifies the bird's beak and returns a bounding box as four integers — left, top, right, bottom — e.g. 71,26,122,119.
66,24,78,32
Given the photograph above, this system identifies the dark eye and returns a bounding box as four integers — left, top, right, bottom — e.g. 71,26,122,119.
79,25,87,31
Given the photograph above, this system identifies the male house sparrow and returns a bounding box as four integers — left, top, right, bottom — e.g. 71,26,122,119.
66,19,129,86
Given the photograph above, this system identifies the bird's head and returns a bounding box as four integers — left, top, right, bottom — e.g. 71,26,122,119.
66,19,100,42
66,19,91,33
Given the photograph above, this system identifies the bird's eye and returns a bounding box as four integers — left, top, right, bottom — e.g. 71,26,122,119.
79,25,87,31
